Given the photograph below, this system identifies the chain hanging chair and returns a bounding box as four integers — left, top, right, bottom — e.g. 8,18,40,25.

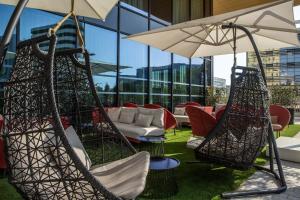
193,24,287,198
3,33,150,200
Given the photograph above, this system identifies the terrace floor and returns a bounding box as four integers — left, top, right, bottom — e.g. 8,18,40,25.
233,161,300,200
1,125,300,200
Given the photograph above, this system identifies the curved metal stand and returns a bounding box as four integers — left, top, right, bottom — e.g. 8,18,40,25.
0,0,28,68
220,23,287,199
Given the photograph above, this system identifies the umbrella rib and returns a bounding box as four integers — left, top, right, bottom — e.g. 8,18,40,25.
202,25,216,44
190,25,215,57
161,28,206,51
180,29,214,45
219,17,239,44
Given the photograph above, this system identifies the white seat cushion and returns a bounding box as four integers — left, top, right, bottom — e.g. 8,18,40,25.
174,115,190,123
187,136,205,149
119,107,137,124
65,126,92,170
174,107,185,115
90,151,150,200
107,107,121,122
114,122,164,139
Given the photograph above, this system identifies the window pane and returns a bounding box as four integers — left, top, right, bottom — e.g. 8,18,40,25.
85,24,118,106
173,55,190,84
120,34,148,105
0,4,16,109
20,8,62,41
120,8,148,34
191,57,204,85
150,47,171,82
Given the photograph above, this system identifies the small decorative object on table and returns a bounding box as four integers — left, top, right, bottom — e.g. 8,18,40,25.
142,157,180,199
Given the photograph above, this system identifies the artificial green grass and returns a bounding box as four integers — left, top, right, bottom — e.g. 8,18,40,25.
280,124,300,137
1,125,300,200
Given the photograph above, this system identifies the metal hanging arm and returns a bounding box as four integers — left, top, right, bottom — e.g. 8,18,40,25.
222,23,267,84
48,0,85,50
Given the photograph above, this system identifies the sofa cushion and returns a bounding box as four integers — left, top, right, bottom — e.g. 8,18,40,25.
90,151,150,200
137,107,164,128
65,126,92,170
114,122,164,139
174,115,190,123
107,107,121,122
119,107,137,124
135,113,154,127
174,107,185,115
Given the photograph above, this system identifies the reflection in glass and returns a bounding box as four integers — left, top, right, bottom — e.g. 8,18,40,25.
85,24,118,106
120,8,148,34
20,8,62,41
0,4,17,102
191,57,204,85
120,34,148,105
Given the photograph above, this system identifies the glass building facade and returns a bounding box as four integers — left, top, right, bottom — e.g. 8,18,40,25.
0,0,213,111
247,45,300,86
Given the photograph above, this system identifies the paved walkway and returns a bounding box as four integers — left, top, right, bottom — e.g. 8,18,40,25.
231,161,300,200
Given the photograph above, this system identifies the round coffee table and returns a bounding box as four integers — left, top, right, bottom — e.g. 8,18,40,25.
142,157,180,199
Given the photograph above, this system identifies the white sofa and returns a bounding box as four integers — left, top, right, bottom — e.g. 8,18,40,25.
107,107,165,139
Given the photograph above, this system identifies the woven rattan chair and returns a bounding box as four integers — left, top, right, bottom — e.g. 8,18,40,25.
3,35,150,200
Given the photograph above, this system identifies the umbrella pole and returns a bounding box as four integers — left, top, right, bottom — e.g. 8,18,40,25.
0,0,29,69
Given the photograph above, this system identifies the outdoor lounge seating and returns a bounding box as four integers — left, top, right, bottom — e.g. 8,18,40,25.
270,105,291,138
173,104,214,127
2,35,150,199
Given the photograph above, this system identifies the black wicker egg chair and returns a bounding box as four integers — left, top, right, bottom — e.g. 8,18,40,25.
193,24,287,198
3,34,150,200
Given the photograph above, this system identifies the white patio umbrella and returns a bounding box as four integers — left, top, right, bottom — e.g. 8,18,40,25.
127,0,300,58
0,0,119,20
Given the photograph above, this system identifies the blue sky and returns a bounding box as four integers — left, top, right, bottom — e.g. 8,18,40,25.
213,6,300,85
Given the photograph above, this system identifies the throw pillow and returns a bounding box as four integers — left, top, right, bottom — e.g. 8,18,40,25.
137,107,164,128
174,107,185,115
107,107,121,122
135,113,154,127
119,107,137,124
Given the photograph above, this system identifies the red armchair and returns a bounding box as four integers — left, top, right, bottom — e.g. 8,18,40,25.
215,106,226,121
186,105,217,137
144,104,177,134
270,105,291,137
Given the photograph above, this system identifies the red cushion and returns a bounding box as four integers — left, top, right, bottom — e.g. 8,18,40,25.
0,138,6,169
